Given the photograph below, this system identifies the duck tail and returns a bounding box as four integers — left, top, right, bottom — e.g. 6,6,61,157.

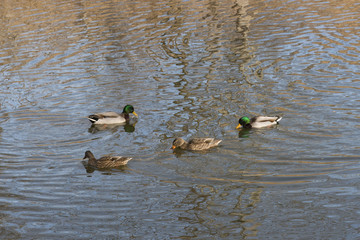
123,157,132,164
276,116,282,123
88,115,99,123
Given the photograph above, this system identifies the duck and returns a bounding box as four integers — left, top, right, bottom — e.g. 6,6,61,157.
171,137,222,151
236,116,282,129
88,105,138,124
83,150,132,168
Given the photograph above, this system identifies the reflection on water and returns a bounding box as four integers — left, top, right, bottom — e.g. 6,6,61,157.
81,160,129,174
88,122,136,133
238,128,252,138
1,0,360,238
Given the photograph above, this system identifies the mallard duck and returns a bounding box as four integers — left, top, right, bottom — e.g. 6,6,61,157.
83,150,132,168
171,137,222,151
88,105,138,124
236,116,282,129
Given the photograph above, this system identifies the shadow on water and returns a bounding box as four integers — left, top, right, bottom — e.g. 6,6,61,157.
170,146,221,158
81,160,129,174
237,124,281,138
88,122,136,133
237,128,251,138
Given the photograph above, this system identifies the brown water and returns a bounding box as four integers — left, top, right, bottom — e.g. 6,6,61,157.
1,0,360,239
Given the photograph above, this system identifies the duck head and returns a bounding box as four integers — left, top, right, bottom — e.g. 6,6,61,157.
123,105,138,118
172,138,186,149
237,116,251,129
83,150,95,160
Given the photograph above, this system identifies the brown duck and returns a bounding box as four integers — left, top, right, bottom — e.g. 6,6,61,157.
83,150,132,168
171,137,222,151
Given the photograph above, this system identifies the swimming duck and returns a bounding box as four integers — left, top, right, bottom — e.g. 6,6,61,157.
88,105,138,124
171,137,222,151
83,150,132,168
236,116,282,129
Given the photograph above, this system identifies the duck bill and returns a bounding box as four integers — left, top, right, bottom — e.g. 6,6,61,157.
236,123,242,129
171,145,176,149
132,111,138,118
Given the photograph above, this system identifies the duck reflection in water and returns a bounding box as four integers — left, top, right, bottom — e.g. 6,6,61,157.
82,161,129,173
237,128,251,138
88,122,136,133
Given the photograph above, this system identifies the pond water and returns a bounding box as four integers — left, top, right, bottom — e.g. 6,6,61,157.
1,0,360,239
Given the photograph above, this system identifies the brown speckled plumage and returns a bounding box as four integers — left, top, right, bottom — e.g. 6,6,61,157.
172,138,222,151
83,150,132,168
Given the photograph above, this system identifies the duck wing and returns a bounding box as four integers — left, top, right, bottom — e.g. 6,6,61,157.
189,138,215,144
93,112,122,118
88,112,126,124
96,156,132,168
251,116,282,128
188,138,222,150
252,116,281,122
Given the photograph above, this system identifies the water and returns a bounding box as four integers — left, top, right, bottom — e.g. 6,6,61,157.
1,0,360,238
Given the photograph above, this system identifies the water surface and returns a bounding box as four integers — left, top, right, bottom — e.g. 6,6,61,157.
1,0,360,239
